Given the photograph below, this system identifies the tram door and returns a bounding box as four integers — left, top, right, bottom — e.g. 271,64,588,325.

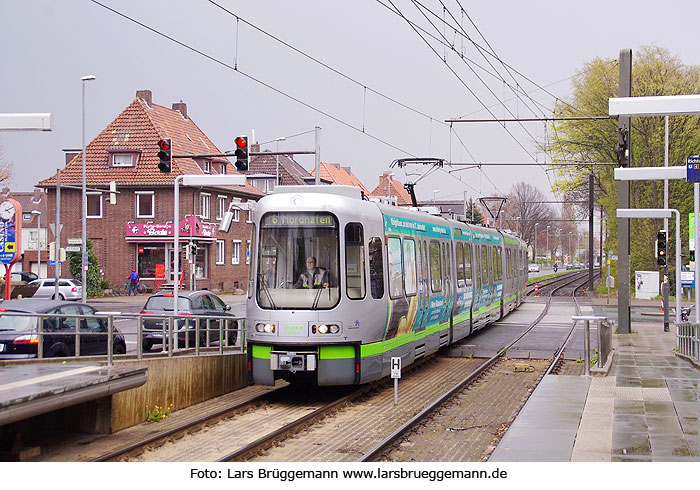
441,242,453,326
414,240,429,332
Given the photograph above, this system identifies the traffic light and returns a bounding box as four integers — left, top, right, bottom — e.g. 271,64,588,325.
614,128,629,165
234,136,249,171
690,249,695,262
656,230,667,267
157,138,172,173
190,243,198,257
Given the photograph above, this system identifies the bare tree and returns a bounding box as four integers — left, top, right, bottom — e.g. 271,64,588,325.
0,146,12,185
501,182,555,248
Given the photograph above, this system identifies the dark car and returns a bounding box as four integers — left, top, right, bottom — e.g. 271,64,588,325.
0,299,126,359
11,271,39,283
139,290,238,352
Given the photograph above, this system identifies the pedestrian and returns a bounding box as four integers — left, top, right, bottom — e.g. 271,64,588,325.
128,269,140,296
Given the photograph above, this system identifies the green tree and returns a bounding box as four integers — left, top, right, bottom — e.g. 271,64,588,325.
68,238,102,297
543,45,700,286
465,198,485,225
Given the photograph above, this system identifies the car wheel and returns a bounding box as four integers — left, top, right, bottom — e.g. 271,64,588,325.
142,340,152,352
228,333,238,346
113,343,126,355
52,293,65,301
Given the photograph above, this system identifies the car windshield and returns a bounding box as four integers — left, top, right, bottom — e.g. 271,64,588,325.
0,313,35,332
256,211,340,310
144,296,192,311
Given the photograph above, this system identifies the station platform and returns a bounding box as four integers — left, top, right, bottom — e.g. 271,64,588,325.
490,322,700,462
0,362,147,433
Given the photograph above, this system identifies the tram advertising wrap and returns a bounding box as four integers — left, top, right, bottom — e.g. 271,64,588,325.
246,186,528,386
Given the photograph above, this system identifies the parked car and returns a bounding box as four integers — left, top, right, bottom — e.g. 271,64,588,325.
11,271,39,283
0,299,126,359
139,290,239,352
528,264,540,273
27,278,82,301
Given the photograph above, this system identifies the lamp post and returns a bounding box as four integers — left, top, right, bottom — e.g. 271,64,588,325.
31,210,42,278
274,137,286,188
81,74,96,303
546,225,550,265
568,231,572,264
534,222,538,264
433,189,438,205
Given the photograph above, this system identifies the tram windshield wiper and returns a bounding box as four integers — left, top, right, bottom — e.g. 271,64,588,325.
258,273,277,309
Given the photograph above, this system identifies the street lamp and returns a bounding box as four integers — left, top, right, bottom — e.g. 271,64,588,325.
534,222,538,264
81,74,96,303
31,210,42,278
546,225,550,264
433,189,438,205
274,137,286,188
568,231,572,264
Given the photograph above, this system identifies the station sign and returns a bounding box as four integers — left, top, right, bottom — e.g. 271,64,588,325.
390,356,401,379
687,157,700,183
681,270,695,289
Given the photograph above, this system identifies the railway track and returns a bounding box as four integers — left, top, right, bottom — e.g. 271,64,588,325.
74,271,597,462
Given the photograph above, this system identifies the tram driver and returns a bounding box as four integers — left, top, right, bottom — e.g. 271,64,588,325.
294,256,330,289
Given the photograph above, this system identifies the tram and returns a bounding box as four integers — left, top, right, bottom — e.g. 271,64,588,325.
246,185,528,386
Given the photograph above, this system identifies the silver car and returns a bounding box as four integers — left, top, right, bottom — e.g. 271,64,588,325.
27,278,83,301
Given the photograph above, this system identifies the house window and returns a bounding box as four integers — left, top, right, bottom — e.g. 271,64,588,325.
87,193,102,218
246,208,252,223
202,160,211,173
219,163,226,174
110,151,138,167
216,240,225,264
200,193,211,219
231,240,241,265
22,213,32,221
216,196,226,220
232,208,240,222
136,192,154,218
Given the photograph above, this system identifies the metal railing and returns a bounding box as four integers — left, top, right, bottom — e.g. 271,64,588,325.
677,322,700,364
0,311,245,367
571,315,608,376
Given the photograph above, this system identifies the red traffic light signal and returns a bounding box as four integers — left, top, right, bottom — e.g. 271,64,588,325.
157,138,172,173
234,136,249,171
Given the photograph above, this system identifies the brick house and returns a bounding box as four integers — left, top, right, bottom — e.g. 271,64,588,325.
311,162,369,194
2,189,48,277
370,171,413,206
37,90,263,293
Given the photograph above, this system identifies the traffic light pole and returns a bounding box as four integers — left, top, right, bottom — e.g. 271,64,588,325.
617,48,632,335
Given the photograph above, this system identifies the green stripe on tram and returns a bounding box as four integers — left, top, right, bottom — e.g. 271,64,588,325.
360,320,449,358
319,345,356,359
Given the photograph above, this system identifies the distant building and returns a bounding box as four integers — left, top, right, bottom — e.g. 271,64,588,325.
311,162,369,194
37,89,263,293
247,147,320,193
370,172,413,206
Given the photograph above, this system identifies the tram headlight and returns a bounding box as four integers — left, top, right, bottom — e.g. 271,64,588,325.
255,322,276,334
312,323,340,335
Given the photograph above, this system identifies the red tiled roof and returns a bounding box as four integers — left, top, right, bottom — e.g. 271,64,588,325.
38,98,263,197
311,162,369,194
370,173,412,205
248,152,312,186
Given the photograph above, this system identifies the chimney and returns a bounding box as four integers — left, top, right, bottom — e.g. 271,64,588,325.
136,89,152,106
172,101,187,119
251,143,260,153
32,188,43,204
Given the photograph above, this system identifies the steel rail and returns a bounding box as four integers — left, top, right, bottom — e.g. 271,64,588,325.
358,270,589,462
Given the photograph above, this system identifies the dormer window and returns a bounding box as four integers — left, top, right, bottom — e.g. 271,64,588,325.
109,150,139,167
202,160,211,173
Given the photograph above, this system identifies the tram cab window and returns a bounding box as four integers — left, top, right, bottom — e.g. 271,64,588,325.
387,237,404,299
429,241,442,293
403,239,417,296
456,243,465,288
345,223,366,300
256,212,340,310
369,237,384,299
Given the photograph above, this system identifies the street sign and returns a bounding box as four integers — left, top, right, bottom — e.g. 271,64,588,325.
67,238,82,245
48,223,63,236
681,271,695,289
691,213,695,251
610,255,618,261
391,356,402,379
606,276,615,288
687,157,700,183
65,246,81,252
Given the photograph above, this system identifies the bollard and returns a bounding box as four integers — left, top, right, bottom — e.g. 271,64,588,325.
583,320,590,376
534,282,539,297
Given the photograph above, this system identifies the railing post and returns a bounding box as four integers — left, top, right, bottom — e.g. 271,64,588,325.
37,315,44,359
137,315,143,360
168,316,173,358
584,319,591,376
75,316,81,358
107,314,114,367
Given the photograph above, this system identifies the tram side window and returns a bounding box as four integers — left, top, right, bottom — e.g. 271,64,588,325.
444,242,452,285
480,245,488,285
429,241,442,293
387,237,404,299
456,243,465,288
464,243,472,287
369,237,384,299
403,239,417,296
345,223,366,300
421,241,429,291
496,248,502,281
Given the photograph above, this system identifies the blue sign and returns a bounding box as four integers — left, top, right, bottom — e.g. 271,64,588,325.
687,157,700,183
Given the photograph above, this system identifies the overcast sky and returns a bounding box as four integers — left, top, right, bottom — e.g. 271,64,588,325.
3,0,700,203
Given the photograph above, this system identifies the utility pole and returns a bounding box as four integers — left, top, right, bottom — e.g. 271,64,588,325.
663,115,670,332
617,49,632,334
589,173,594,290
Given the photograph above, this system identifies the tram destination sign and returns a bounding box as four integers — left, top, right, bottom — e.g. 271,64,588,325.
263,212,335,228
687,156,700,183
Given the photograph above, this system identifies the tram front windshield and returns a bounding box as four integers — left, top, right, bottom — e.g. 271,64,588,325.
257,212,340,309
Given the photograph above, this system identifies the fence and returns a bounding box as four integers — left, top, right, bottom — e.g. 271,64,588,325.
0,310,245,367
677,322,700,365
